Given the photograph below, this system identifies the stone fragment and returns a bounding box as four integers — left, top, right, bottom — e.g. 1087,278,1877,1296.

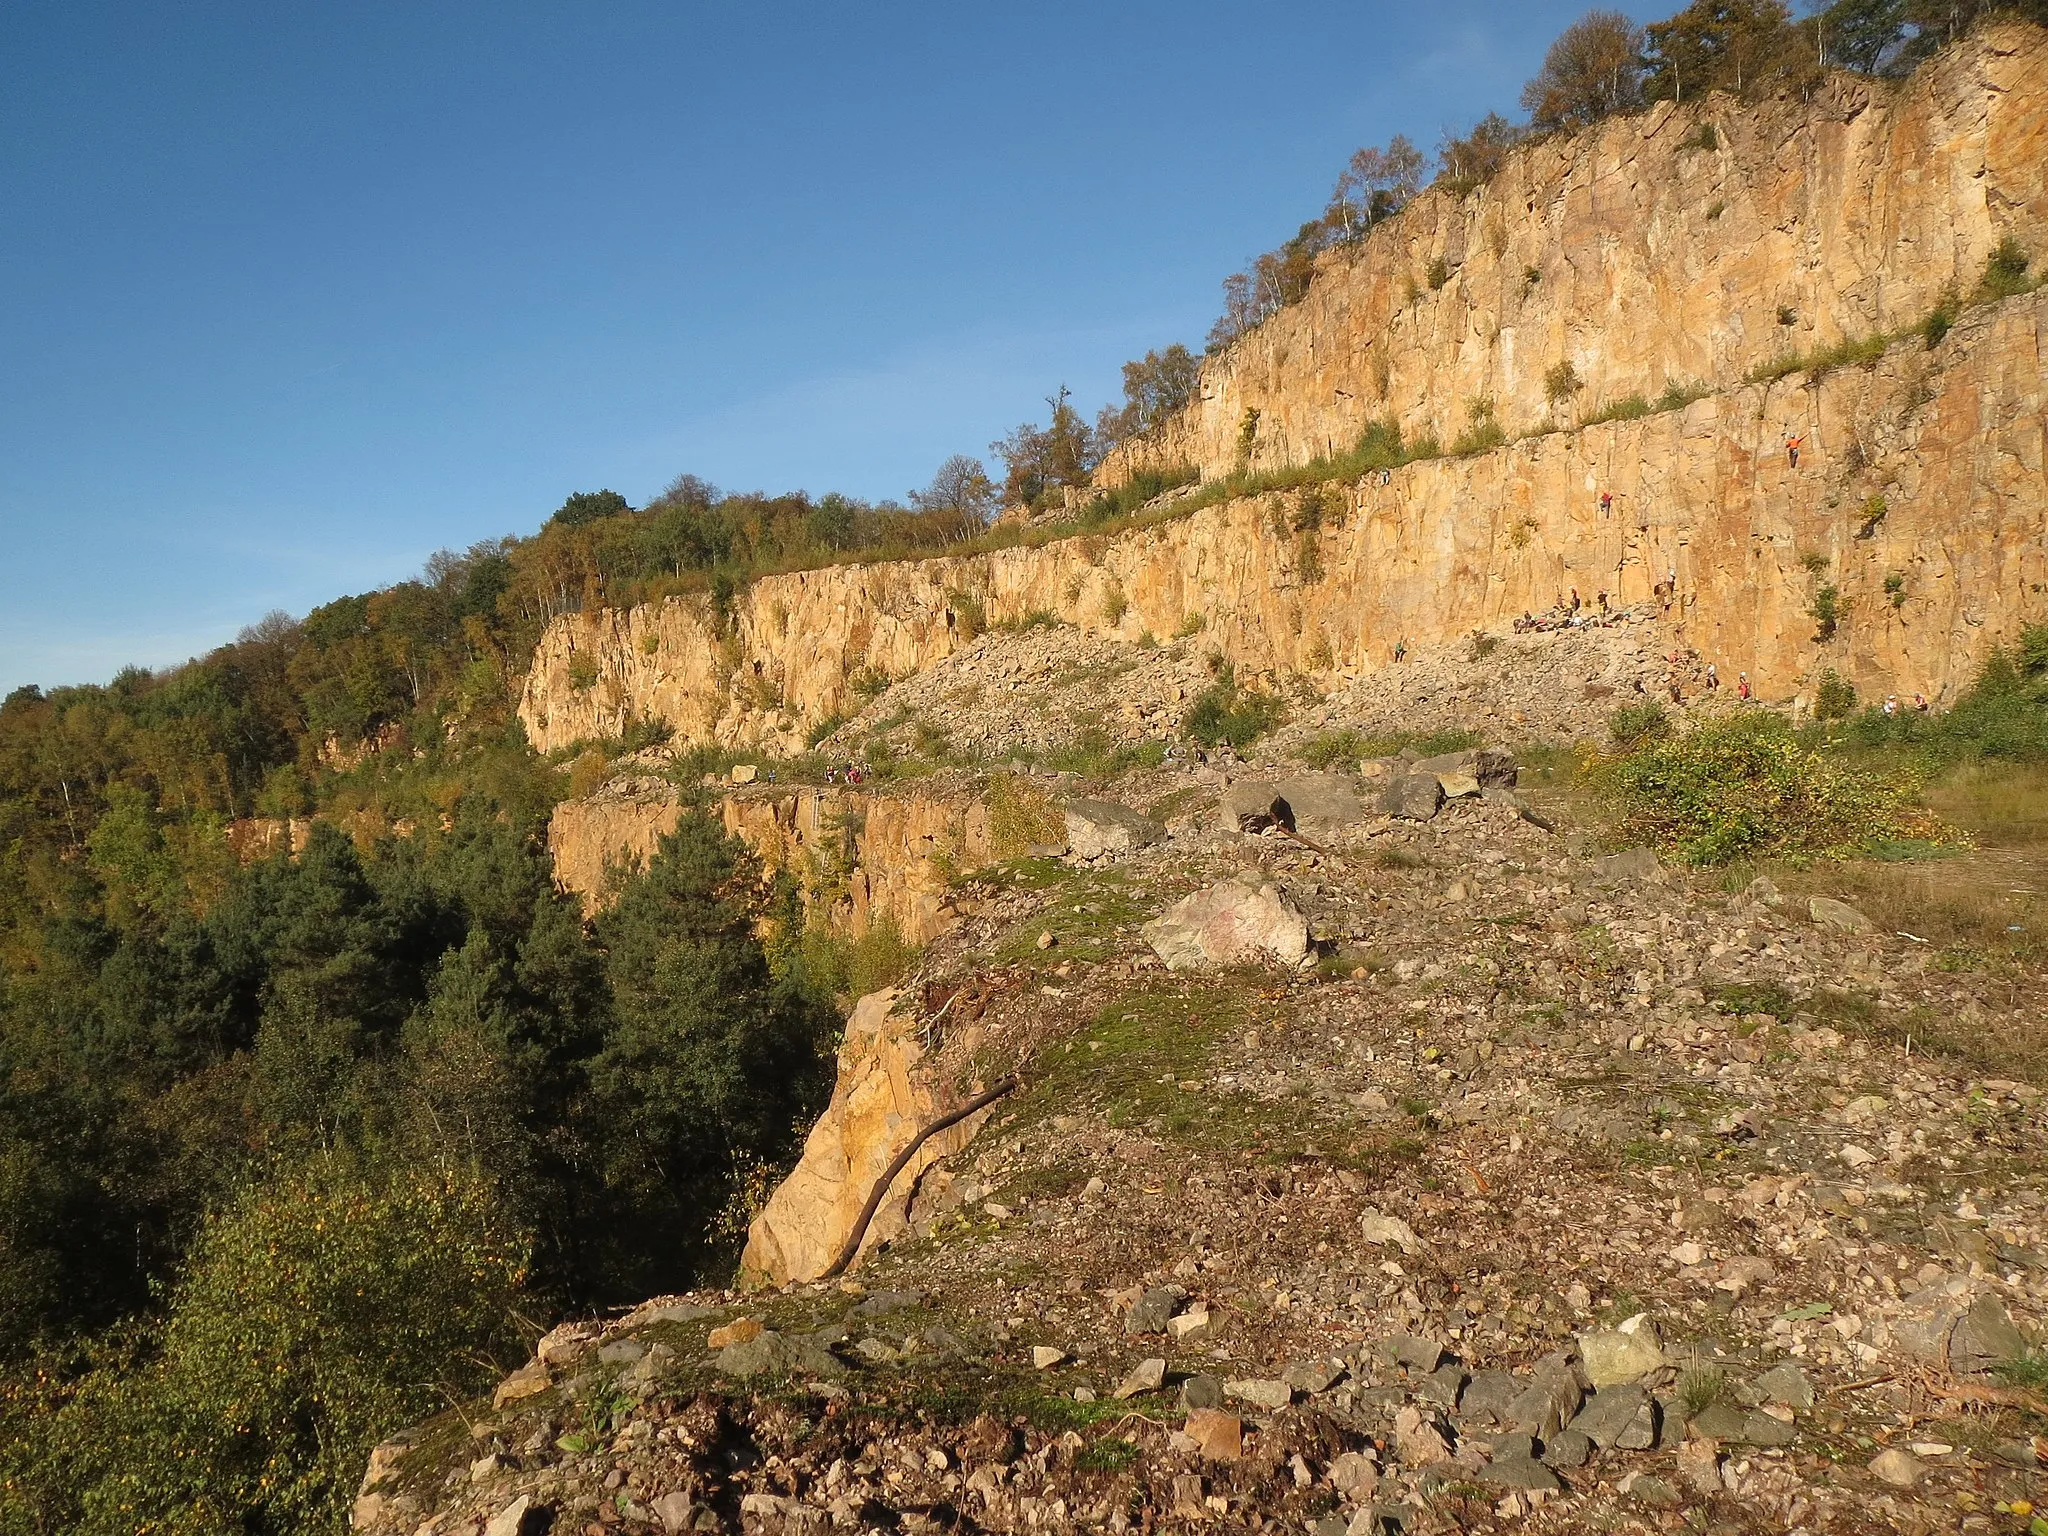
1458,1370,1521,1426
1184,1409,1242,1461
491,1360,550,1410
729,763,758,785
1569,1384,1653,1449
1737,1410,1797,1447
1688,1402,1745,1440
1282,1358,1347,1394
1141,878,1309,970
1507,1354,1584,1437
1436,771,1482,799
1415,1363,1467,1409
1412,747,1517,789
1578,1314,1664,1387
1480,1456,1562,1492
1380,774,1444,821
1379,1334,1445,1372
1220,781,1290,832
1676,1437,1724,1497
1031,1345,1067,1369
535,1321,597,1366
1328,1451,1379,1498
1167,1307,1211,1340
1360,1211,1421,1255
652,1491,697,1534
1868,1447,1926,1487
1180,1373,1225,1411
1595,847,1661,882
1125,1285,1188,1335
1226,1378,1293,1411
715,1332,792,1379
1063,799,1165,859
597,1338,646,1366
469,1453,502,1483
1949,1294,2027,1377
484,1495,544,1536
1114,1357,1167,1399
1619,1472,1682,1507
1809,896,1873,932
1542,1429,1594,1469
1754,1360,1814,1410
1394,1405,1453,1465
706,1317,762,1350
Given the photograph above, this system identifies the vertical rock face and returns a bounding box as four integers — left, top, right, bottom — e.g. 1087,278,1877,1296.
1101,25,2048,485
522,289,2048,748
545,777,995,944
740,988,995,1286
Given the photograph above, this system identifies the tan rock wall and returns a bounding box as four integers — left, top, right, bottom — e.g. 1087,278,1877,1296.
522,290,2048,750
1101,25,2048,486
546,777,995,945
740,987,996,1286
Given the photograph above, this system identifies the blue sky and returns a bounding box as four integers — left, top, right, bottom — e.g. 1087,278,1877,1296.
0,1,1637,693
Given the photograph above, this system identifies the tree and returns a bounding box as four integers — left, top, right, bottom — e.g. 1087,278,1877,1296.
546,489,632,529
909,455,998,530
1100,345,1200,444
1521,10,1648,129
991,386,1096,507
1438,112,1527,191
1643,0,1813,101
1329,135,1428,237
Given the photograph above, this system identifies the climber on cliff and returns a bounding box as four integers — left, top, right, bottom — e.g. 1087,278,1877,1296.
1569,588,1581,614
1393,637,1408,663
1599,491,1613,517
1786,434,1804,468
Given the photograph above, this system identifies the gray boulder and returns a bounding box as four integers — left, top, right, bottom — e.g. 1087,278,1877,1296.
1412,747,1517,788
1380,773,1444,821
1063,799,1164,860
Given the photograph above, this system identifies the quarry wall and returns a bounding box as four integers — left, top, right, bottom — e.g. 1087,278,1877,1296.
1100,25,2048,484
521,287,2048,756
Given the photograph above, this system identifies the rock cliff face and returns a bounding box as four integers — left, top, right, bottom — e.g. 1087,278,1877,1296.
739,988,997,1286
522,288,2047,752
546,775,995,943
1102,24,2048,485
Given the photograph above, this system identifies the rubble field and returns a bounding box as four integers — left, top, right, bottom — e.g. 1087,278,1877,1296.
357,736,2047,1536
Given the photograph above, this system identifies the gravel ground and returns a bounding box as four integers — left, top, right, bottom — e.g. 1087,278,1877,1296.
360,757,2047,1536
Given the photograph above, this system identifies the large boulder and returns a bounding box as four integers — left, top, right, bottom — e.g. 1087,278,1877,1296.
1221,774,1368,838
1142,877,1310,970
741,989,1001,1284
1380,773,1444,821
1063,798,1164,860
1412,747,1518,789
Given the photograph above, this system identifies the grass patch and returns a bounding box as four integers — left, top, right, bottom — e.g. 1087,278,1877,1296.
1300,726,1483,767
990,868,1149,965
1183,664,1285,752
1746,330,1889,385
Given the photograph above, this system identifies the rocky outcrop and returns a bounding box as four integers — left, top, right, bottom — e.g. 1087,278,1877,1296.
1101,26,2048,486
546,775,996,943
740,988,996,1285
522,288,2048,750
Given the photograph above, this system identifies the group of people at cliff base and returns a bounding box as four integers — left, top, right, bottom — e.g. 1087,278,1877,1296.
1513,589,1653,633
821,762,868,785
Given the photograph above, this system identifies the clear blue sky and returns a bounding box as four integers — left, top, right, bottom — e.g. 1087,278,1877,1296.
1,1,1634,693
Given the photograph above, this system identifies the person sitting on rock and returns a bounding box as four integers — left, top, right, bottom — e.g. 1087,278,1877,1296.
1914,692,1929,712
1884,694,1899,717
1705,663,1718,689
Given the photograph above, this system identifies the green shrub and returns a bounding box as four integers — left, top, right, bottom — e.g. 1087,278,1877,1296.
1685,122,1719,152
1810,583,1841,642
1608,699,1670,747
1884,572,1906,609
1705,199,1725,221
1544,360,1583,403
1182,666,1285,751
1815,669,1858,720
1425,256,1452,290
1973,237,2031,304
14,1159,526,1535
1610,714,1919,865
1300,729,1367,769
1074,465,1199,528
